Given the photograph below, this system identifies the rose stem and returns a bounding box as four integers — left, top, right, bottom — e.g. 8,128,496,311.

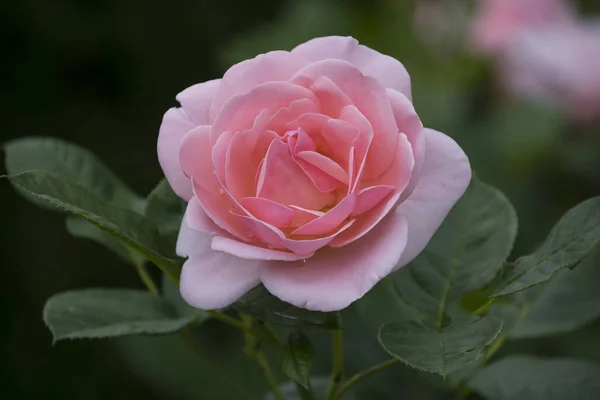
334,359,400,399
326,321,344,400
241,315,284,400
134,259,159,294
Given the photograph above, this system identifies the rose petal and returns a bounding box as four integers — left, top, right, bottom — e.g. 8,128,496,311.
283,219,355,254
310,76,353,118
176,211,212,258
289,206,324,227
226,127,278,199
177,214,261,310
239,197,294,228
212,130,236,184
180,243,261,310
387,88,425,200
211,81,317,146
291,59,398,179
178,125,215,192
293,157,342,193
221,166,354,254
157,107,196,200
291,195,356,236
330,132,414,247
338,105,373,190
293,128,316,152
209,51,310,121
260,211,408,311
296,151,349,184
266,98,319,133
291,36,412,99
176,79,221,125
232,212,286,249
353,185,395,216
395,128,471,268
192,180,252,242
289,128,344,192
256,139,335,210
289,113,358,175
186,196,227,235
211,236,312,261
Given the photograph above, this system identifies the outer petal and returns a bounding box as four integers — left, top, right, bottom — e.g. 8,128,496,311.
395,128,471,268
260,212,409,312
180,253,260,310
186,197,227,235
292,36,412,99
179,125,215,192
176,211,211,258
387,88,425,200
157,107,196,200
176,79,221,125
178,210,260,310
209,51,310,121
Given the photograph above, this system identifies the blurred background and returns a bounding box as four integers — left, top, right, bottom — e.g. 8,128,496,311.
2,0,600,399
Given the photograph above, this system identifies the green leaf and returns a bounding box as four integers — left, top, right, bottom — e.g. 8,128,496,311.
7,171,181,280
233,285,340,330
468,356,600,400
44,289,197,341
144,178,184,235
508,245,600,339
493,197,600,297
4,137,144,211
65,216,143,265
144,179,184,256
394,178,517,320
378,316,502,376
3,137,150,265
281,332,315,389
357,178,513,375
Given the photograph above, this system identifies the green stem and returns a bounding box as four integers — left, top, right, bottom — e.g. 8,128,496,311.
483,334,506,363
326,328,344,400
242,315,284,400
209,311,255,334
135,260,159,294
180,330,255,400
335,359,399,399
256,351,285,400
454,331,508,400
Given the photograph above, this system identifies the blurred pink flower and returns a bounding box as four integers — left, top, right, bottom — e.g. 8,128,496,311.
501,21,600,122
471,0,574,55
157,36,471,312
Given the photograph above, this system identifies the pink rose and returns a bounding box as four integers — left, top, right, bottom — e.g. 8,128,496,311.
471,0,574,55
501,21,600,122
158,36,471,312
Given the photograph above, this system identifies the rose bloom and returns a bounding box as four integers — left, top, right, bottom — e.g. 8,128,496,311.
501,22,600,122
470,0,574,55
158,36,471,312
